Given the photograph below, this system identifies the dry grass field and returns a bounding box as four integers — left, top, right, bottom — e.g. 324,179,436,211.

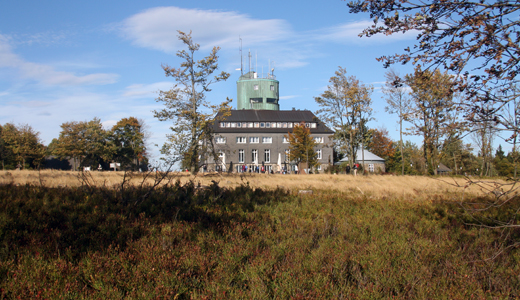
0,169,506,200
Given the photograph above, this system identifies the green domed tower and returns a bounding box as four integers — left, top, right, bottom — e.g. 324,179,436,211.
237,71,279,110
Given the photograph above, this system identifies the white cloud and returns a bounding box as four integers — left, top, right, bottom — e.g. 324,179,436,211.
123,82,173,98
0,34,118,86
118,7,292,53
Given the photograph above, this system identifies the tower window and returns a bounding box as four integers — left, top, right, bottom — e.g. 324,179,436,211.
254,84,259,90
270,85,274,91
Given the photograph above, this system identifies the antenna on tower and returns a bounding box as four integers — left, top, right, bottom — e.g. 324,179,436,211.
239,37,243,75
248,50,252,78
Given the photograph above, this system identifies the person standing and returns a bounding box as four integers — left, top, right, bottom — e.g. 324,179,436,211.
346,165,351,175
353,163,358,176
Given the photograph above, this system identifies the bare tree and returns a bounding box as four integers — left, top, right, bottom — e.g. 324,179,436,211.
471,116,496,177
383,69,412,175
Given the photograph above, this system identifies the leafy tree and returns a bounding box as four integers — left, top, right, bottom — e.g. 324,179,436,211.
0,125,14,170
285,122,318,174
383,69,413,175
494,145,514,177
402,141,426,175
53,118,113,170
0,123,45,169
440,136,478,175
367,127,397,172
111,117,147,170
154,31,231,174
406,66,455,175
314,66,373,170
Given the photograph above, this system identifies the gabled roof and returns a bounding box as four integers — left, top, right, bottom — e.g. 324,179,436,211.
338,149,385,162
437,163,452,172
213,109,334,134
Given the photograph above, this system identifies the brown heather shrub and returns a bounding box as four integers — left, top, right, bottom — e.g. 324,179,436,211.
0,177,519,299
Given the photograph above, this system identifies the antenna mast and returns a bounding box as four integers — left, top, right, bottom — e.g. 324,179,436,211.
239,37,243,75
248,50,252,77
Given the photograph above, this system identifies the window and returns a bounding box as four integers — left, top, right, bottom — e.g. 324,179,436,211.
265,122,271,128
264,149,270,163
236,137,246,143
305,123,310,128
218,151,225,162
220,122,225,128
317,165,322,171
314,137,324,143
254,122,260,128
237,122,242,128
288,123,293,128
225,122,231,128
251,149,258,163
260,122,265,128
317,149,322,160
250,137,259,143
216,137,226,144
282,137,289,143
270,85,274,91
310,123,317,128
369,164,374,172
238,149,244,163
285,149,290,162
254,84,259,90
262,137,272,143
282,122,287,128
248,122,253,128
277,122,282,128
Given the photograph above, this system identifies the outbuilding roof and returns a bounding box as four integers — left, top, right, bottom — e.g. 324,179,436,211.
213,109,334,134
338,149,385,163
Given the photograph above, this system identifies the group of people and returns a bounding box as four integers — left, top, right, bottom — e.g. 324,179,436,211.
199,164,301,174
239,164,273,174
345,163,360,176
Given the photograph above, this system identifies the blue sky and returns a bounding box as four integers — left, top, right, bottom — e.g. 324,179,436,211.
0,0,438,162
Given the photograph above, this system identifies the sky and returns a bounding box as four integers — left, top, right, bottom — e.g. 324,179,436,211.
0,0,481,163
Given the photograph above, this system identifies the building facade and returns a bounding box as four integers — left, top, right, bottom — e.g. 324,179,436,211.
205,70,333,173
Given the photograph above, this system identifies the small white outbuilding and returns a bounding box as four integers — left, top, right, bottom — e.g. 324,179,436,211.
337,149,386,173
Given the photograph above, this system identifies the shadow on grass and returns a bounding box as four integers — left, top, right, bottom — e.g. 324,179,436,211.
0,180,289,261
